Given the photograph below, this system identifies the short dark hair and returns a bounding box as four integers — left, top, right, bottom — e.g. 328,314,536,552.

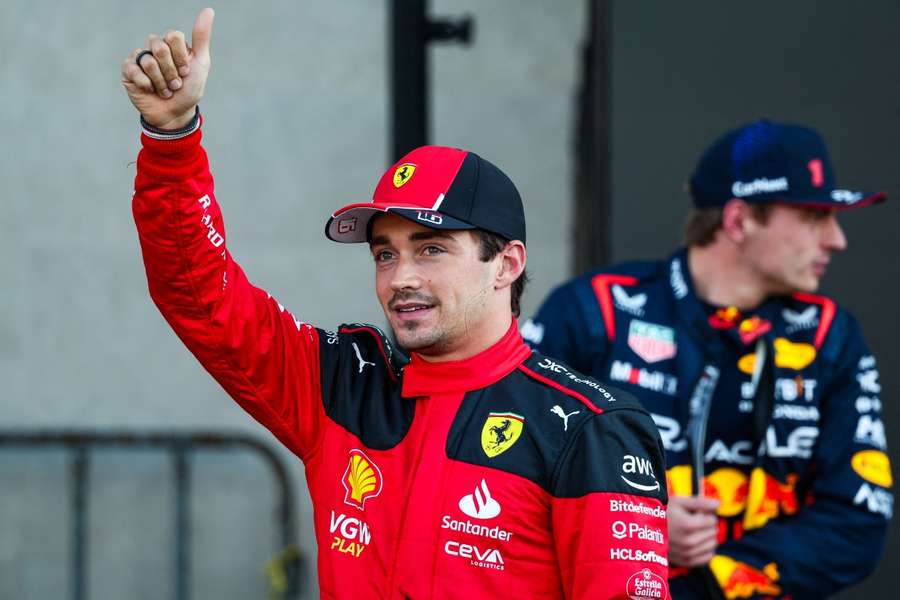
473,230,528,317
683,203,775,247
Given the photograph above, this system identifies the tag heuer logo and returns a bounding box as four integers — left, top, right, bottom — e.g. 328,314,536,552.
481,412,524,458
392,163,416,188
627,320,677,364
342,449,383,510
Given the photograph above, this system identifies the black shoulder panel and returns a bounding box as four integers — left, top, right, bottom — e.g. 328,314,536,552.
445,368,578,492
553,408,668,503
446,354,665,500
520,352,646,414
318,323,414,450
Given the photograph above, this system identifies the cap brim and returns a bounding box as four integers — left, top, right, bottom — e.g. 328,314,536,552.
325,203,475,243
777,190,887,211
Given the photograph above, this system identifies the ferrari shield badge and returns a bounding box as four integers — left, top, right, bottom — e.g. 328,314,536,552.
481,412,525,458
392,163,416,188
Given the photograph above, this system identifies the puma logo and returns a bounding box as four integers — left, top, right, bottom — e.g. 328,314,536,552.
550,405,580,432
352,342,376,374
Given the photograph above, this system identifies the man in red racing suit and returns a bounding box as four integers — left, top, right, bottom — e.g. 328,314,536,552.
122,9,669,599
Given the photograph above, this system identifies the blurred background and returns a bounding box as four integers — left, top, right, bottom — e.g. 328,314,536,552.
1,0,896,598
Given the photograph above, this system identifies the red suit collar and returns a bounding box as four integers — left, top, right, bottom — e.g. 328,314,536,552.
401,319,532,398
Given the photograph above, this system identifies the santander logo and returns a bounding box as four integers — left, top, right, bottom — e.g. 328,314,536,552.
459,479,501,520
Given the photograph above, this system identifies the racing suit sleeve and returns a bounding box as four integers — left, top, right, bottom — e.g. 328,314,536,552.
132,122,327,461
552,407,670,600
523,280,608,375
712,318,892,599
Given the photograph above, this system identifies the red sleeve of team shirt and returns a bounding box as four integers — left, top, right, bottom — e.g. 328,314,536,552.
132,125,326,460
552,409,670,599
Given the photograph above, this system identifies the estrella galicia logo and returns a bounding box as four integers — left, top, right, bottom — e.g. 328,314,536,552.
392,163,416,188
621,454,660,492
481,412,524,458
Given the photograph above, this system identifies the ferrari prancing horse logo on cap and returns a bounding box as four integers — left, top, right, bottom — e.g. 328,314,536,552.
393,163,416,188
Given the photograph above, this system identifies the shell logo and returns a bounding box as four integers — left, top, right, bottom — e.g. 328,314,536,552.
392,163,416,188
852,450,893,488
342,449,384,511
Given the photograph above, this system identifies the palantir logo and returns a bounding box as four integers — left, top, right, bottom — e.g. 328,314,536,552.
459,479,501,520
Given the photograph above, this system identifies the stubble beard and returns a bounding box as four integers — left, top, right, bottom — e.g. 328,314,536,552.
394,320,452,355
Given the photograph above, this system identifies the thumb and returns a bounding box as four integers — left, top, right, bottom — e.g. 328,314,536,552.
191,7,215,60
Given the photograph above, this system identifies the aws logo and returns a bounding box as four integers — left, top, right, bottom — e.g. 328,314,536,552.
621,454,660,492
342,449,383,510
392,163,416,188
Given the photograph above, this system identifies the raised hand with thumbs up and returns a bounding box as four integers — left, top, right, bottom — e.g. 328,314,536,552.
121,8,215,129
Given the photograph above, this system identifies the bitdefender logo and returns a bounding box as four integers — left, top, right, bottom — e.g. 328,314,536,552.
459,479,501,520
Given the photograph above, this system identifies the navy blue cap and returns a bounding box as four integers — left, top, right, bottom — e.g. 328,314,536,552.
689,120,886,210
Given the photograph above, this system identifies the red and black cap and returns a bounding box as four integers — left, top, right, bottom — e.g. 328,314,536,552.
689,120,887,210
325,145,526,244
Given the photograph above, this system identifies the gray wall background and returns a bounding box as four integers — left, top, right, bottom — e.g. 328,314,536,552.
1,0,897,599
0,1,582,598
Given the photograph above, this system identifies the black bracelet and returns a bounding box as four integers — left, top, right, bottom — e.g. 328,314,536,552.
140,106,200,140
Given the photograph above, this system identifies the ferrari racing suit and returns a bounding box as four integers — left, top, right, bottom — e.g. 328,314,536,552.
131,122,670,599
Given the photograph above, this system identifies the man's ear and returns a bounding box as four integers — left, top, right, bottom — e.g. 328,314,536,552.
721,198,757,244
495,240,526,291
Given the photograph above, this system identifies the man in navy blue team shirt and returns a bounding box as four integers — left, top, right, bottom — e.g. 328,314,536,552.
525,121,892,599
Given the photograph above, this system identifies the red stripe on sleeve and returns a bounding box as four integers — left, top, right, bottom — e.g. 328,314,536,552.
518,365,603,414
591,275,639,342
792,292,836,349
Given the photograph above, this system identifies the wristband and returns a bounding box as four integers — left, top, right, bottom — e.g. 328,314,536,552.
140,106,201,141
